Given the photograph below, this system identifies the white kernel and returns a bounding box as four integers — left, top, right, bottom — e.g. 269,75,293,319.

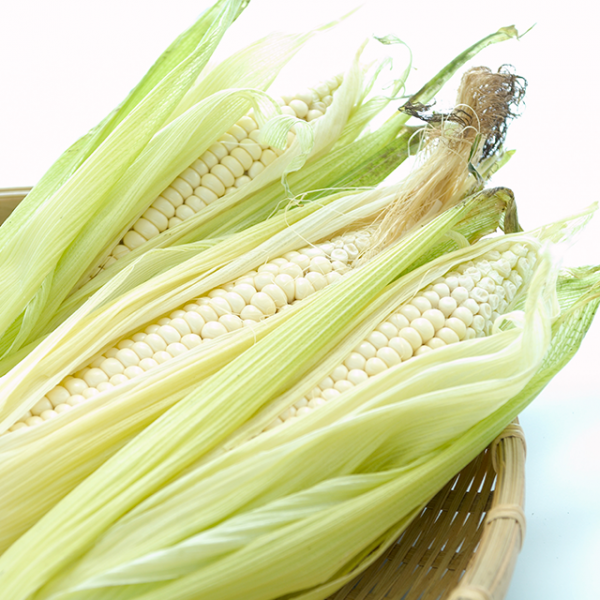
168,217,182,229
436,327,460,345
31,398,53,416
171,177,193,199
472,315,485,332
81,387,100,400
427,337,446,350
457,275,474,291
330,248,349,263
488,269,504,285
331,365,349,382
345,352,366,370
294,277,315,300
347,369,369,385
123,365,144,379
290,254,311,271
461,298,480,315
465,327,477,339
399,305,421,322
367,331,388,350
143,207,169,232
289,99,309,118
432,283,450,298
356,341,377,359
319,377,334,390
178,333,201,349
296,406,312,417
96,382,114,394
294,397,309,409
248,161,265,179
260,149,277,167
445,276,459,291
410,318,435,342
389,313,410,330
137,358,158,371
422,308,445,331
40,410,59,421
152,197,176,218
67,394,86,407
63,377,87,395
166,343,188,357
376,347,401,367
438,296,458,317
254,272,275,292
510,243,528,257
422,290,440,308
398,327,423,351
488,294,500,310
470,287,489,303
334,380,354,393
230,146,253,170
240,305,264,322
501,251,518,268
452,307,474,327
478,277,496,294
179,311,204,335
306,109,323,121
279,262,304,280
122,230,146,250
196,305,218,322
83,368,109,387
376,322,398,339
305,272,326,291
109,375,129,386
90,355,107,369
410,297,431,313
462,268,481,284
259,284,286,308
321,388,340,401
309,256,332,275
145,333,168,353
133,217,160,240
175,204,195,221
211,163,235,188
326,271,343,285
111,245,130,259
510,271,524,288
478,303,492,320
445,317,467,339
451,286,470,304
239,138,262,160
185,195,206,213
157,325,181,345
201,173,225,197
201,321,228,339
152,351,172,364
388,336,413,360
364,357,387,376
131,341,153,360
24,415,45,427
162,187,184,207
100,358,125,377
415,346,433,356
230,283,254,304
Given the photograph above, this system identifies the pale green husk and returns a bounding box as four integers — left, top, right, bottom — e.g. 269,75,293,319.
0,201,594,599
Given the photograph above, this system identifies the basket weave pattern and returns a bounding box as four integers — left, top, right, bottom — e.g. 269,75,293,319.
0,189,526,600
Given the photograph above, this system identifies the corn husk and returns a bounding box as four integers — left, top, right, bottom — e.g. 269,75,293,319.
0,199,594,599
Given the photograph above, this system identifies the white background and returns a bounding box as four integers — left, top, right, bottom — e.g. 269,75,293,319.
0,1,598,598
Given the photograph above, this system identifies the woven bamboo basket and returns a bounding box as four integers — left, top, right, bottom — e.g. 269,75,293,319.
0,188,527,600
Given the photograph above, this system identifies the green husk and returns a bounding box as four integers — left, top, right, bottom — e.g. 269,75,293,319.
0,0,246,357
0,188,517,599
34,241,600,600
0,188,512,555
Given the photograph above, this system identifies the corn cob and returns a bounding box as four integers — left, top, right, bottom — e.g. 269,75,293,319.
101,76,343,271
265,241,535,430
7,226,371,432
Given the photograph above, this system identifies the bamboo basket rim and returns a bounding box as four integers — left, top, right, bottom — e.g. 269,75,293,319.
0,187,526,600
